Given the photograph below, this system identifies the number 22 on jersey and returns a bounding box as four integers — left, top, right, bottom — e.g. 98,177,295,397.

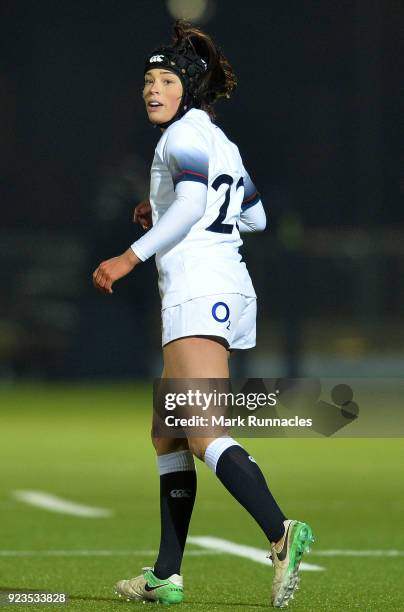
206,174,244,234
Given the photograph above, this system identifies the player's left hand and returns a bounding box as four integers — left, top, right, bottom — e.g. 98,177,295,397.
92,248,140,295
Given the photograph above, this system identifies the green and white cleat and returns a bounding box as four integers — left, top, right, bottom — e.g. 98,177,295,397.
114,566,183,605
269,519,314,608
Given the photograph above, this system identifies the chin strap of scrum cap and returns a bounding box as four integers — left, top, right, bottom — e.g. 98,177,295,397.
144,41,208,128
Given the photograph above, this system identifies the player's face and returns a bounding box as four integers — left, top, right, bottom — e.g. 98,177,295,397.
143,69,183,125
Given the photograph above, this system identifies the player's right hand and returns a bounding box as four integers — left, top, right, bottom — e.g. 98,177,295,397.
92,248,140,295
133,199,152,230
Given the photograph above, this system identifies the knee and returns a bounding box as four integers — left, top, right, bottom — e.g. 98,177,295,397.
187,438,209,462
151,433,189,456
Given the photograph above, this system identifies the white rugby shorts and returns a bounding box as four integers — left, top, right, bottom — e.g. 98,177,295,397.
161,294,257,350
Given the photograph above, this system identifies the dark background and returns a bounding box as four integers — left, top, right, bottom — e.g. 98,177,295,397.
0,0,402,380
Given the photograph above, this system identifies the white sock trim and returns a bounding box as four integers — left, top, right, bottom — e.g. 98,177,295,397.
157,450,195,476
204,437,242,473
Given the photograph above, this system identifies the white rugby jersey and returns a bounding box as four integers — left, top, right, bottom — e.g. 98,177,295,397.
131,108,264,309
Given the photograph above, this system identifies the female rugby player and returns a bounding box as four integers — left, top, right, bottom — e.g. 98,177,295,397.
93,20,313,609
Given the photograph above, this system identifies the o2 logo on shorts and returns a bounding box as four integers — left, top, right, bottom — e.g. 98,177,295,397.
212,302,231,329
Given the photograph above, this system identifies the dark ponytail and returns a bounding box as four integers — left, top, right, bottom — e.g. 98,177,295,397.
172,20,237,120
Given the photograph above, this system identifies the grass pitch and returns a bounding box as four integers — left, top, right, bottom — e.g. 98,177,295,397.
0,384,403,611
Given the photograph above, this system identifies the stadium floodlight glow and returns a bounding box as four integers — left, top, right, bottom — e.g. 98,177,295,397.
166,0,215,24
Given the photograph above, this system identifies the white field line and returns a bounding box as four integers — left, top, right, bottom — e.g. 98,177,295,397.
188,536,324,572
0,550,219,557
0,548,400,559
12,490,112,518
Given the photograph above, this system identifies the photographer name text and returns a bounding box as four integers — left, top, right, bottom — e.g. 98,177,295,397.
164,415,313,428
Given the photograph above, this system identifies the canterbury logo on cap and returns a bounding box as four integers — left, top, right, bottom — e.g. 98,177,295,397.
149,54,165,63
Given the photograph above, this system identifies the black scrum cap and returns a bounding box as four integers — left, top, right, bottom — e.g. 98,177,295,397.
144,41,208,128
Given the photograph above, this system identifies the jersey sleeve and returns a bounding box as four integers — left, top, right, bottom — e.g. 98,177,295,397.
241,166,261,211
130,181,207,261
239,164,266,232
163,124,209,189
239,200,266,232
129,125,209,262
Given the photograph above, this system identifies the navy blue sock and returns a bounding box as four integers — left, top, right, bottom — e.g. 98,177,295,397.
153,470,197,579
215,445,286,543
